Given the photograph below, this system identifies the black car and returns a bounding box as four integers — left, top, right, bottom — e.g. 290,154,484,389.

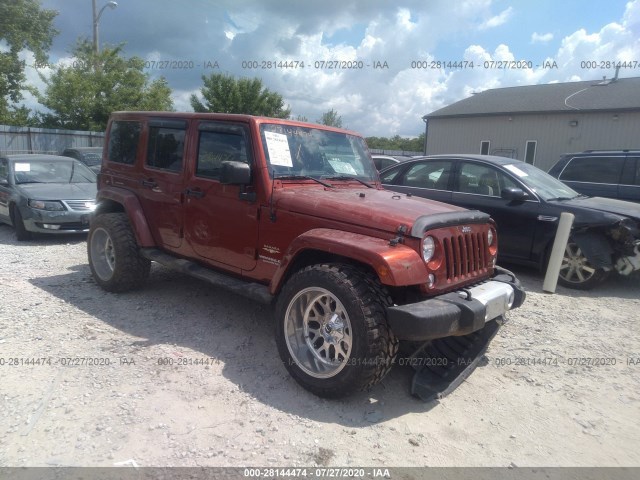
0,154,97,240
548,150,640,203
380,154,640,289
60,146,103,174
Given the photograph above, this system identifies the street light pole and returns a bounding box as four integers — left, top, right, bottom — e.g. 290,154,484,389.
92,0,118,55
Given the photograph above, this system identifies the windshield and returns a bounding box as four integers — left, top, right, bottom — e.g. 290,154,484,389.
503,162,579,201
12,159,97,184
260,123,377,181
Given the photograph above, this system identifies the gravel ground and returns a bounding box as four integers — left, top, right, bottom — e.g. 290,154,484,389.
0,224,639,467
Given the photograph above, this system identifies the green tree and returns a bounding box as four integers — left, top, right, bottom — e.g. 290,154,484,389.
190,73,290,118
0,0,57,125
38,40,173,131
317,108,343,128
366,133,425,152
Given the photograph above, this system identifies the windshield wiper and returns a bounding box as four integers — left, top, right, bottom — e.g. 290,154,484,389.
322,175,374,188
274,174,334,188
547,196,575,201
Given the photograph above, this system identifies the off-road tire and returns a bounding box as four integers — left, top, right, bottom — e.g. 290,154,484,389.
556,239,609,290
88,213,150,292
275,263,398,398
11,205,32,241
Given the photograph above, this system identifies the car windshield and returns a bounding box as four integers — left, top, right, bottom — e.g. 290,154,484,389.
12,159,96,184
260,123,377,181
503,162,579,201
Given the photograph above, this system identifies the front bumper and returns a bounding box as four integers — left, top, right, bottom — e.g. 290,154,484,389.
386,267,525,341
22,207,92,234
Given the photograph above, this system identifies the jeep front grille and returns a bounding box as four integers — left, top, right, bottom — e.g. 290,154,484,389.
442,232,488,281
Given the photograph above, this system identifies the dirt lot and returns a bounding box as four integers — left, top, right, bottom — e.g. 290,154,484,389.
0,224,639,468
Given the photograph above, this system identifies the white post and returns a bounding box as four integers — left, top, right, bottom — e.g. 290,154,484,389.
543,211,575,293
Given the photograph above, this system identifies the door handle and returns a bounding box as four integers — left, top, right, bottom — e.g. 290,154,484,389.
185,187,205,199
141,178,157,188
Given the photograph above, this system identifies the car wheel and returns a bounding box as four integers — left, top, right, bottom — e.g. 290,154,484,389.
557,240,609,290
11,205,32,241
275,264,398,398
88,213,150,292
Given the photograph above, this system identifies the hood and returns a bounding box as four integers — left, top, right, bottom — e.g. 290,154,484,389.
561,196,640,222
16,182,97,200
274,186,468,236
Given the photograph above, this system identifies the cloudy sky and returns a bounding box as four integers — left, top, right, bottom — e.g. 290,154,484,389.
19,0,640,136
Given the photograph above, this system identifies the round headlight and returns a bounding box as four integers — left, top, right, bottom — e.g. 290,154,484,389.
487,229,494,246
422,236,435,263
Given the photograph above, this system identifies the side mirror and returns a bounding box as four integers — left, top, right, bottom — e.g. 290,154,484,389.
501,187,528,202
220,161,251,185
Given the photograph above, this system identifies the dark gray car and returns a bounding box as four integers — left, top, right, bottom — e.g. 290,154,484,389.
0,154,97,240
60,147,103,174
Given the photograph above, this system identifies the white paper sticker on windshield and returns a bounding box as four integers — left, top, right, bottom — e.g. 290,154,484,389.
328,159,357,175
264,131,293,167
504,164,528,177
14,163,31,172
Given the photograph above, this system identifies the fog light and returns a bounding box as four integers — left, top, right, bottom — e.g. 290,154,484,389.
42,224,61,230
427,274,435,288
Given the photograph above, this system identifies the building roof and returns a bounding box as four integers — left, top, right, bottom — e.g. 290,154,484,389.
426,76,640,119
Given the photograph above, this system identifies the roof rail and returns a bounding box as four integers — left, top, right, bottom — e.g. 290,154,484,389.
582,149,640,153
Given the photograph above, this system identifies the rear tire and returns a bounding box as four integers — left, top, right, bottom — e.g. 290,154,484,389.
11,206,32,241
275,264,398,398
88,213,150,292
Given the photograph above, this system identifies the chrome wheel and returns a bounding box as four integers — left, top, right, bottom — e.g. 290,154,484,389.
559,242,596,284
284,287,353,379
90,227,116,281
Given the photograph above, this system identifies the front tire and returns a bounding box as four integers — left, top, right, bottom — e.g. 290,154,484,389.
275,264,398,398
11,206,32,241
88,213,150,292
557,240,609,290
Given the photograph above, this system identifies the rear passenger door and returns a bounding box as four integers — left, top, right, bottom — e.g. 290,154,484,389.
618,156,640,203
137,119,188,249
383,160,454,204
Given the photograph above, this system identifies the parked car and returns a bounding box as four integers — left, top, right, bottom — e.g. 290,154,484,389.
548,150,640,203
60,146,103,173
86,112,525,399
0,154,97,240
371,154,402,171
380,154,640,289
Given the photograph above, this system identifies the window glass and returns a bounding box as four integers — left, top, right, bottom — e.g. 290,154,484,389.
399,161,452,190
260,124,376,181
196,131,248,179
146,127,186,172
108,121,141,165
480,141,490,155
560,156,624,184
634,158,640,186
457,162,517,197
379,167,401,184
0,159,7,181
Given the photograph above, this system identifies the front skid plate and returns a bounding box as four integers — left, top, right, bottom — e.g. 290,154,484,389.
409,319,501,401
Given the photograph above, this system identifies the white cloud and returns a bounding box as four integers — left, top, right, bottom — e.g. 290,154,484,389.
531,32,554,43
478,6,513,30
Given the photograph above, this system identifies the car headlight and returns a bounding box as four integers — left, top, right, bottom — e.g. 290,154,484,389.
422,236,435,263
28,200,65,211
487,228,494,246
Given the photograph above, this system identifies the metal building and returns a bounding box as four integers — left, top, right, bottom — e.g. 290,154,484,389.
423,75,640,171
